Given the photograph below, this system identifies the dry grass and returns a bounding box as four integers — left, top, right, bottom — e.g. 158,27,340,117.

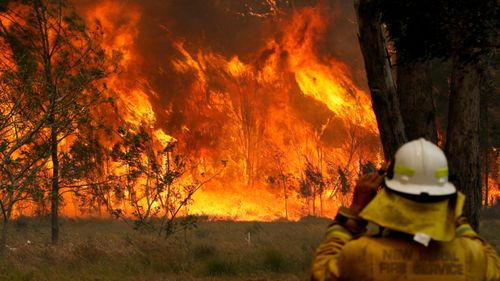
0,216,326,281
0,215,498,281
481,205,500,253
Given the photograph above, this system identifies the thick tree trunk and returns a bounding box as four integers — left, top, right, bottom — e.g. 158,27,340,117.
445,57,481,231
50,126,59,245
397,60,438,143
355,0,407,159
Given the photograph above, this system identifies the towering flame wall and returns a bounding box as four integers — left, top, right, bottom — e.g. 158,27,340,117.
63,0,385,220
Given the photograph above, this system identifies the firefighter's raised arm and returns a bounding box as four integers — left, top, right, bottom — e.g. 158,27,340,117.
311,138,500,281
311,172,383,281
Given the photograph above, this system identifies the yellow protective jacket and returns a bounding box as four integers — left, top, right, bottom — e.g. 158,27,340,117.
311,203,500,281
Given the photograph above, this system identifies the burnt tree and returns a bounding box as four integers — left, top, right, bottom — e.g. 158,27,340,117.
397,61,438,143
445,57,482,229
354,0,407,159
355,0,497,230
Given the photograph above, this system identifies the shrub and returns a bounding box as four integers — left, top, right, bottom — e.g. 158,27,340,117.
194,227,209,238
245,221,263,235
192,244,216,259
263,248,286,272
481,202,500,219
206,258,236,276
72,241,106,262
13,216,30,230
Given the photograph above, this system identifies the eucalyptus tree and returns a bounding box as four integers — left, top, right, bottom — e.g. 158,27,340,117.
355,0,498,229
0,0,116,244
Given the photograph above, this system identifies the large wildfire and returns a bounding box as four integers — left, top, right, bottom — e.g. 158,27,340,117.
3,0,499,221
69,0,382,220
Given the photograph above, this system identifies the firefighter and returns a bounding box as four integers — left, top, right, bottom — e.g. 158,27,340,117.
311,138,500,281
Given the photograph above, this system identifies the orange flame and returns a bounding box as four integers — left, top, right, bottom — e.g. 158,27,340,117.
8,1,386,220
71,1,382,220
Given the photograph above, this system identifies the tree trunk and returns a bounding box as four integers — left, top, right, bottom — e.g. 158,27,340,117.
319,192,323,217
445,56,481,231
484,149,489,207
50,125,59,244
480,68,490,208
0,219,7,255
355,0,407,159
0,207,7,255
397,60,438,143
0,200,13,255
281,175,288,220
312,188,316,216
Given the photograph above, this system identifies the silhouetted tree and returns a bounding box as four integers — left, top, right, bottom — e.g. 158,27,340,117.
355,0,498,229
0,0,116,244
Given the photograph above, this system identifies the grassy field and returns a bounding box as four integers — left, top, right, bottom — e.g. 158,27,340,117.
0,215,498,281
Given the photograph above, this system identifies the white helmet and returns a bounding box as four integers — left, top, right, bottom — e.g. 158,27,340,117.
385,138,456,196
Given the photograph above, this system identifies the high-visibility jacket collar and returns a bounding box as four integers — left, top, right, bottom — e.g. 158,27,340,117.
359,189,465,242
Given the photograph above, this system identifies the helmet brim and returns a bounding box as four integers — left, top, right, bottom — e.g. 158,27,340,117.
384,178,456,196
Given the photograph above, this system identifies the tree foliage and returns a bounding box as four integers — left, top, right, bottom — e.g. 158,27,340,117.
356,0,499,229
0,0,116,244
377,0,498,63
110,126,224,236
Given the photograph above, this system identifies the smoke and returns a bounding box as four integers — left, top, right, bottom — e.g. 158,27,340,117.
73,0,381,219
78,0,365,122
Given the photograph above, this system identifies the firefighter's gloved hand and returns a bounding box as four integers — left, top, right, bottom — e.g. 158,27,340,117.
455,215,469,227
350,173,384,214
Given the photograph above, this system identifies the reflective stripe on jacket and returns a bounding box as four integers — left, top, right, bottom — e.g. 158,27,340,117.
311,222,500,281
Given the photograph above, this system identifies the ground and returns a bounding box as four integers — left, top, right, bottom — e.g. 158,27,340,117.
0,215,498,281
